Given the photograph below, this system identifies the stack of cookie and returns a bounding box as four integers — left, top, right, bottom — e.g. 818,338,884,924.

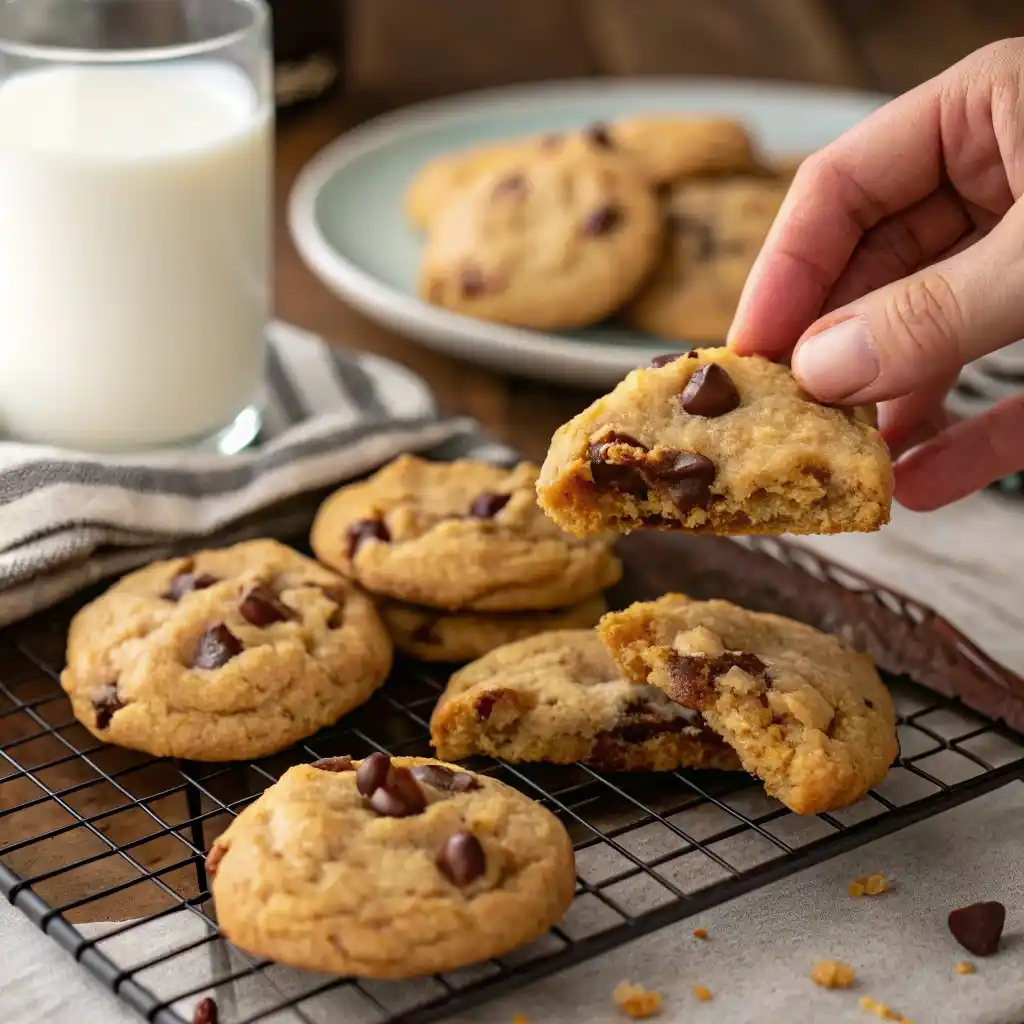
309,454,623,662
408,115,800,341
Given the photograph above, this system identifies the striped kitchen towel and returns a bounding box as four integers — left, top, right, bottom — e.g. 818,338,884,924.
0,321,519,627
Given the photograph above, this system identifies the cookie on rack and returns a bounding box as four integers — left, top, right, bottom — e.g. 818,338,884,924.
61,540,392,761
311,455,622,612
418,143,661,330
379,593,608,663
598,594,898,814
536,348,892,537
207,754,576,978
431,629,740,771
624,178,787,343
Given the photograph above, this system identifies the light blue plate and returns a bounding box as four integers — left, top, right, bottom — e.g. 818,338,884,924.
289,79,886,389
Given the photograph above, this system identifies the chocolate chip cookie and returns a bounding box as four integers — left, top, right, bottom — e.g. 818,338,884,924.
418,144,661,330
536,348,892,537
625,178,787,343
61,540,393,761
380,594,608,663
311,456,622,612
431,630,740,771
207,755,576,978
599,595,898,814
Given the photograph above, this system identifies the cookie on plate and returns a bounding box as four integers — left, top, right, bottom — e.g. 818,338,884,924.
624,178,787,343
61,540,392,761
207,755,576,978
311,456,622,612
431,630,740,771
419,144,661,330
380,593,608,663
599,594,898,814
537,348,892,537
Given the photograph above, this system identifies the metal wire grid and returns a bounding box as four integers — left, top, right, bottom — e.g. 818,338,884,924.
2,583,1024,1023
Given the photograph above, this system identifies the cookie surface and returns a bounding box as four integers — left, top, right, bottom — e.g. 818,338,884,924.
432,630,740,771
625,178,786,343
599,595,898,814
61,540,392,761
419,144,661,330
207,755,576,977
311,456,622,612
381,594,608,663
537,348,892,537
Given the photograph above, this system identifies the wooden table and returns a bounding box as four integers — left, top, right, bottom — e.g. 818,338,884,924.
275,0,1023,461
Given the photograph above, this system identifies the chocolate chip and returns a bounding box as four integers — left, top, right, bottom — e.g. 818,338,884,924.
493,173,526,197
864,698,874,709
468,492,511,519
192,624,243,670
192,997,219,1024
801,464,832,485
93,685,123,730
369,766,427,818
584,122,614,148
311,756,354,772
459,265,488,298
238,584,291,627
588,432,649,497
356,751,392,796
166,571,219,601
437,831,486,886
583,203,622,236
667,651,767,708
346,517,390,559
679,364,741,418
411,764,480,792
687,349,700,358
668,213,716,260
476,694,498,720
650,353,684,367
948,901,1005,956
649,450,717,513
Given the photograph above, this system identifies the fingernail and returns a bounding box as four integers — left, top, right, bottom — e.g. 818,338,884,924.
793,315,880,401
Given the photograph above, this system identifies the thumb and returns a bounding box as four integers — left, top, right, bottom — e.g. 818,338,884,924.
790,201,1024,404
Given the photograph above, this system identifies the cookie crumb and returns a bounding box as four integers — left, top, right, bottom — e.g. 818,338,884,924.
859,995,912,1022
692,985,713,1002
849,873,889,897
612,981,662,1019
810,960,855,988
955,961,975,975
693,927,708,939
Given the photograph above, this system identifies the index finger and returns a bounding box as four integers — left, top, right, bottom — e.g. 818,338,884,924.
727,79,944,359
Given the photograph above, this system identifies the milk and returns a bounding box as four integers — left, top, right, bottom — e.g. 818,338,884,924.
0,62,271,451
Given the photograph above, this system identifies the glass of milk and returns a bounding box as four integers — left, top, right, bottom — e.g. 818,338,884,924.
0,0,272,453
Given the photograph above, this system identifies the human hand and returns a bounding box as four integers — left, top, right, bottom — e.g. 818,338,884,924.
728,40,1024,511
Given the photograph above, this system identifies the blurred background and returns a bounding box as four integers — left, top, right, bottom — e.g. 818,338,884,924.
272,0,1023,460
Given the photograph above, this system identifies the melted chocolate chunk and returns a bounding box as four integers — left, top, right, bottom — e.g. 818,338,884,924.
166,571,219,601
369,766,427,818
311,756,354,772
667,651,768,708
93,685,124,730
192,624,243,670
612,700,693,743
436,831,486,886
411,764,479,792
588,432,649,497
238,584,291,627
584,122,614,148
582,203,623,236
346,517,390,559
468,492,511,519
356,751,392,796
679,364,741,418
948,902,1005,957
648,450,717,514
192,996,219,1024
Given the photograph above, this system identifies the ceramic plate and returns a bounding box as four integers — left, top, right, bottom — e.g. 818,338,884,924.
289,78,887,389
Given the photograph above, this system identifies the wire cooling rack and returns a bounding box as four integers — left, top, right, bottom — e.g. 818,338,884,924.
2,536,1024,1024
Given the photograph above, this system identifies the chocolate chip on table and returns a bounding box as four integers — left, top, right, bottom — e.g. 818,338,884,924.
411,764,480,792
356,751,392,797
948,901,1005,956
582,203,622,236
93,685,124,730
584,122,614,148
369,766,427,818
311,755,354,772
679,364,741,418
166,570,219,601
346,517,390,559
437,831,487,886
468,492,511,519
238,584,292,627
192,623,243,670
588,433,649,497
649,450,717,513
192,997,218,1024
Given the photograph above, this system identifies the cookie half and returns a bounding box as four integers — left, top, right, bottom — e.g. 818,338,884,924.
599,595,898,814
207,755,576,978
311,456,622,612
537,348,892,537
431,630,740,772
380,594,608,663
61,540,392,761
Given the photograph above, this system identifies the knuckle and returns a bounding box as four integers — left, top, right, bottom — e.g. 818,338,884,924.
882,273,964,371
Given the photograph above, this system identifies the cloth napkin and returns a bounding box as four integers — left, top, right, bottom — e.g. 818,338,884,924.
0,321,519,628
